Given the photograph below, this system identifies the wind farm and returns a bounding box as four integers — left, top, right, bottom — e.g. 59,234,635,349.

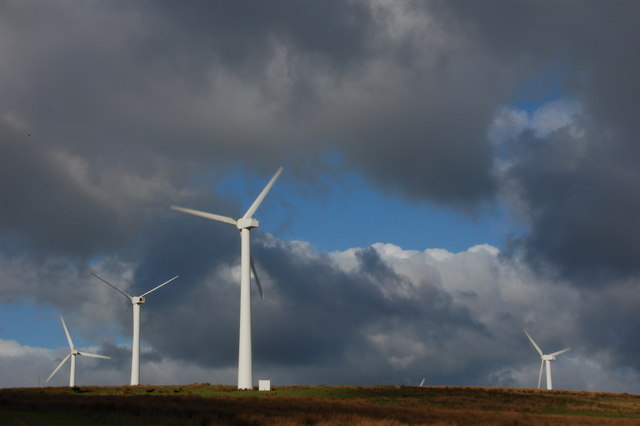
3,162,639,423
13,167,584,397
5,4,640,423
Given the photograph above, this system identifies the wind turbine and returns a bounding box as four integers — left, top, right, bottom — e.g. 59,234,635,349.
523,329,570,390
46,316,110,387
170,166,283,389
91,273,179,385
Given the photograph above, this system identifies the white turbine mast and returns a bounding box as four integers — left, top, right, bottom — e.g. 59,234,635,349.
91,273,179,385
523,329,570,390
171,166,283,390
46,316,110,387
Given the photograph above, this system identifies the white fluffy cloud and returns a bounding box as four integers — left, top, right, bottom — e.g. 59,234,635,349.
488,99,582,144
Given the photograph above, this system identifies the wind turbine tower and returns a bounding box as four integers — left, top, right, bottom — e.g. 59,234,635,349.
46,316,110,387
523,329,570,390
91,273,179,385
171,167,283,389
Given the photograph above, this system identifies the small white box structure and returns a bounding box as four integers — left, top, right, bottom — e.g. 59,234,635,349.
258,380,271,391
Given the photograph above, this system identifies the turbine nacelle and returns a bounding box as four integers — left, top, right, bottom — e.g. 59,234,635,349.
236,217,259,230
132,296,145,305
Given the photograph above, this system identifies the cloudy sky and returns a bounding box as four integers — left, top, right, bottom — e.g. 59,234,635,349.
2,0,640,392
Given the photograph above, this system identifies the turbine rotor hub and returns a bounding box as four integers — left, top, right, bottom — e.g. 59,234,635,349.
132,296,145,305
236,217,259,230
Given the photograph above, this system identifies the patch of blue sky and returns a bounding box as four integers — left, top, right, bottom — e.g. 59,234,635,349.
0,300,60,348
489,59,582,159
216,158,511,253
0,300,128,350
509,59,574,114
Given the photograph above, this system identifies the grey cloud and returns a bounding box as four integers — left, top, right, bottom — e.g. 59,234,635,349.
438,0,640,281
2,0,639,239
0,0,509,227
0,125,121,255
504,125,640,282
155,0,376,71
3,238,640,391
442,0,640,133
576,281,640,370
102,236,491,385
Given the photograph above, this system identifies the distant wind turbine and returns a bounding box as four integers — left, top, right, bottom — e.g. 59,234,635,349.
171,166,283,389
523,329,570,390
91,273,179,385
46,316,110,387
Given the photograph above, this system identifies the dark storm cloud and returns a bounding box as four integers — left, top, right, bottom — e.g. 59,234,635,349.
246,241,488,384
155,0,375,71
0,0,509,245
142,238,398,370
575,281,640,370
144,0,507,207
504,126,640,282
130,236,489,385
2,0,640,270
125,214,244,367
433,0,640,280
0,124,123,255
441,0,640,132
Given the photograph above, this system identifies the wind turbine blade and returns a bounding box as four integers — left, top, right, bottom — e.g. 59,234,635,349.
91,273,133,300
250,258,264,300
140,275,179,297
60,316,75,350
419,378,426,386
46,353,71,382
243,167,283,219
78,352,111,360
537,359,544,389
170,205,237,226
550,347,571,357
523,329,544,356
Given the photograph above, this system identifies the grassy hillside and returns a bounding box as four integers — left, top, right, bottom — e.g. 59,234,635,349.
1,384,639,425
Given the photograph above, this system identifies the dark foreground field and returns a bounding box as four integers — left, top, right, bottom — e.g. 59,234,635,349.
1,384,639,425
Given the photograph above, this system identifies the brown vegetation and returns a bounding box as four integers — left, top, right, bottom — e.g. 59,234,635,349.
1,385,639,425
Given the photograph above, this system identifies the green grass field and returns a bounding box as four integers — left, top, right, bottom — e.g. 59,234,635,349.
1,384,639,425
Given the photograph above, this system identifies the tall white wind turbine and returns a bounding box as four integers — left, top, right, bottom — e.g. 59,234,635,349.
523,329,570,390
46,316,110,387
170,167,283,390
91,273,179,385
